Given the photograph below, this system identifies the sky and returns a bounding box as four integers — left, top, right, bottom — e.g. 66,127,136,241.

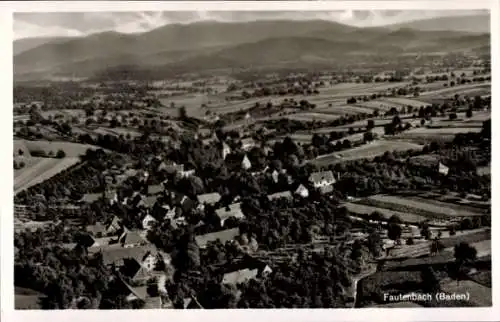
14,10,487,40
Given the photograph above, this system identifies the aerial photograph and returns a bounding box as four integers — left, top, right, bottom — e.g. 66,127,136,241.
12,9,491,310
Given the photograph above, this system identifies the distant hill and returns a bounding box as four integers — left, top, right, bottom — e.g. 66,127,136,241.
14,19,490,81
387,14,490,34
14,36,75,55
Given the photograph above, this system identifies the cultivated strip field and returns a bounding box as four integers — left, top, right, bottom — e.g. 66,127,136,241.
312,140,423,165
363,194,486,219
14,157,80,193
440,278,492,307
18,139,98,157
394,127,482,143
344,202,428,224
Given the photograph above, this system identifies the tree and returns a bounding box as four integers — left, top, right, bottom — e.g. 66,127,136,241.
387,223,402,244
56,149,66,158
466,108,473,118
363,131,374,143
420,223,431,240
421,267,439,293
454,242,477,285
367,120,375,130
179,106,188,120
449,113,458,120
406,237,414,245
18,149,24,156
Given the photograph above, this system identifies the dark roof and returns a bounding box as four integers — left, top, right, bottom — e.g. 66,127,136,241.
197,192,221,205
309,171,335,184
195,228,240,248
96,244,157,266
120,258,152,281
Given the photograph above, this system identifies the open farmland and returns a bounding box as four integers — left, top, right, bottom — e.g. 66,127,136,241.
360,194,487,219
312,139,423,165
17,139,98,157
315,104,375,115
418,83,491,101
276,112,342,122
344,202,428,224
394,126,482,143
14,156,80,193
440,279,491,307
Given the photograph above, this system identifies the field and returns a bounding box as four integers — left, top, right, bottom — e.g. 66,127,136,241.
418,83,491,102
361,194,486,219
394,127,482,143
15,287,44,310
439,278,492,307
344,202,428,224
312,140,423,165
14,156,80,194
15,139,98,157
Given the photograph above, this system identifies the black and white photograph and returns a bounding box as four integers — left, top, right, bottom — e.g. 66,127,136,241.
6,1,496,318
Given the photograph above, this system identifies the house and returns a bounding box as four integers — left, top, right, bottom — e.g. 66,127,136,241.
241,155,252,170
180,169,196,178
222,142,231,160
319,185,334,195
142,213,157,231
241,138,256,151
308,171,336,188
267,191,293,201
165,163,185,175
120,258,152,283
118,279,148,303
104,189,118,205
80,193,101,204
222,268,258,285
195,228,240,249
118,230,149,248
137,195,158,209
196,192,221,210
106,216,122,235
271,170,279,183
85,222,107,238
215,203,245,226
438,162,449,175
148,184,163,196
97,244,160,270
182,296,204,309
295,184,309,198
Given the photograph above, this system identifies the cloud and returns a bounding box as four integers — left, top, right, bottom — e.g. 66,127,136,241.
14,10,488,40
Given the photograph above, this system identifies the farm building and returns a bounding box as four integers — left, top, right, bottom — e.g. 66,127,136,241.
295,184,310,198
222,268,259,285
215,203,245,226
197,192,222,210
309,171,336,188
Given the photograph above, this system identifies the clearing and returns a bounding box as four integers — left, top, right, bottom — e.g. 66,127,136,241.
14,156,80,194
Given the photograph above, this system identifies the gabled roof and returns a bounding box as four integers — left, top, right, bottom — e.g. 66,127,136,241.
308,170,335,185
81,193,101,204
85,222,107,236
148,184,163,195
267,191,293,201
106,216,121,232
120,258,152,281
195,228,240,248
97,244,157,266
215,203,245,223
222,268,258,285
118,230,149,247
197,192,221,205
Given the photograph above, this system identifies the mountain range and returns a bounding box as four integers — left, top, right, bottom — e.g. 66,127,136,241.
14,14,490,81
